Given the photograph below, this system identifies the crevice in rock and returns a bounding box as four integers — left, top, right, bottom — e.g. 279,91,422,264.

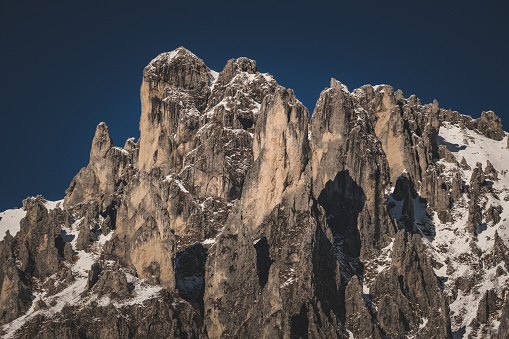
254,237,273,288
317,170,365,275
238,116,253,130
55,235,66,261
290,303,309,338
175,243,208,316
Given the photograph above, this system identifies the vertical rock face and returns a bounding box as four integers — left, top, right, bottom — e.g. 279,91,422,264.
4,47,509,339
241,88,310,233
64,122,132,209
352,85,440,186
499,295,509,339
105,172,177,290
139,47,214,173
345,275,384,338
475,110,505,141
310,79,394,258
180,57,279,201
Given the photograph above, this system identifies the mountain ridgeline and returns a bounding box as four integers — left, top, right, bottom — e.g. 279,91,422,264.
1,47,509,338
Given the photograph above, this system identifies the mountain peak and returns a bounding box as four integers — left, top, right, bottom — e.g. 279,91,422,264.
2,49,509,339
90,122,112,160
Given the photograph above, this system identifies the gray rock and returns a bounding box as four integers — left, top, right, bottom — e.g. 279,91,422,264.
371,230,451,338
485,160,498,181
499,294,509,339
345,276,383,338
460,156,471,170
91,264,130,298
438,144,457,163
9,47,509,338
473,110,505,141
470,289,498,329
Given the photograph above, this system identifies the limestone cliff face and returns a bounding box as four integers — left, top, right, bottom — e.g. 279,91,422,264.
2,47,509,339
64,122,132,209
180,57,279,201
241,88,310,233
139,47,214,174
310,79,394,258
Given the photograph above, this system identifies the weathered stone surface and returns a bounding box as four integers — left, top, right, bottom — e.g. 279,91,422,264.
421,152,464,223
499,294,509,339
8,47,509,339
11,293,202,339
371,230,451,338
438,144,457,163
393,175,416,231
104,172,177,290
485,160,498,181
0,234,31,325
441,108,504,141
64,123,132,208
470,289,498,329
468,162,486,234
91,264,130,298
138,47,214,174
352,85,439,186
18,196,65,278
241,87,310,234
473,110,505,141
310,79,394,258
180,58,279,201
345,275,383,338
460,156,471,170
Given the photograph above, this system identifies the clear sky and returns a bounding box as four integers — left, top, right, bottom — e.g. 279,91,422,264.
1,0,508,211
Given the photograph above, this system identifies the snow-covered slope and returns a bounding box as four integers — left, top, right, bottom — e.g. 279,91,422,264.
0,208,26,239
430,123,509,338
0,199,63,240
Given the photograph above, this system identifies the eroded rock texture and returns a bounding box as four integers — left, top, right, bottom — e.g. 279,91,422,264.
2,47,509,339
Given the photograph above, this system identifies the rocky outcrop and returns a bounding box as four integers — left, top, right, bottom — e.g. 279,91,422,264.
393,175,416,230
353,86,440,186
310,79,394,258
485,160,498,181
421,162,463,223
12,293,202,339
499,294,509,339
460,156,471,170
441,108,505,141
371,230,451,338
241,88,310,233
470,289,498,329
64,123,132,209
5,47,507,339
139,47,214,174
90,264,130,298
0,232,31,325
474,110,505,141
180,57,279,201
438,145,457,163
0,196,72,326
468,162,486,234
104,172,177,290
344,275,383,338
17,196,63,278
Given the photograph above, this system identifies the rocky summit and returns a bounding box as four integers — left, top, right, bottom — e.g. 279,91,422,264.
1,46,509,338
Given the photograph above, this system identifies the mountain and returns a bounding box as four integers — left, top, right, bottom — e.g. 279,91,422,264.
1,46,508,338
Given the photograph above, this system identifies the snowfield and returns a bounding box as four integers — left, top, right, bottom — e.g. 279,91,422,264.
430,123,509,337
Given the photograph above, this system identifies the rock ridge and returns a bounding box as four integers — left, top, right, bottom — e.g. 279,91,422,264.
1,47,509,339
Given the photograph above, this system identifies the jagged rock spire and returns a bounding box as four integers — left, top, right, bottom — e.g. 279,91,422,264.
90,122,113,160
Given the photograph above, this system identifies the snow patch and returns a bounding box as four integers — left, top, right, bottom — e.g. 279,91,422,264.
0,208,26,239
44,199,64,211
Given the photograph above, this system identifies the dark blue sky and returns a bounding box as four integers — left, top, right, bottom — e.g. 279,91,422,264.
1,0,508,211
